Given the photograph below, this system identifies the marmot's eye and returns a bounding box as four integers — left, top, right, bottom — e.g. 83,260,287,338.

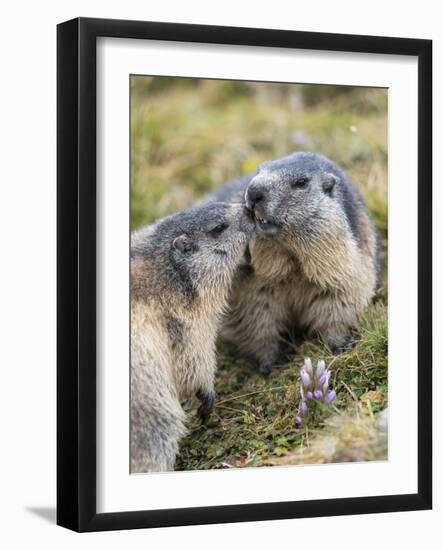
292,177,309,188
209,222,229,236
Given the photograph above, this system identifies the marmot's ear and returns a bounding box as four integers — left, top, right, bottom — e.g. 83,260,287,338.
173,234,193,253
322,172,338,195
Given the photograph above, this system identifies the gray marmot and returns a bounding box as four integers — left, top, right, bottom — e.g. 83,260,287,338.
205,152,380,375
130,202,254,472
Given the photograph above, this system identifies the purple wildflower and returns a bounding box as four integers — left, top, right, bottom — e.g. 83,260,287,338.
321,373,331,396
296,358,338,425
313,390,323,400
325,390,336,403
304,357,313,376
316,360,326,379
300,369,311,388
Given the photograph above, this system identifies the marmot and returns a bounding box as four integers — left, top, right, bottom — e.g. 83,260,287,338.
204,152,380,374
130,202,254,472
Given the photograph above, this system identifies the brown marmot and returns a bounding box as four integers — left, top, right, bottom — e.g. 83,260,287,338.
130,202,254,472
204,152,380,374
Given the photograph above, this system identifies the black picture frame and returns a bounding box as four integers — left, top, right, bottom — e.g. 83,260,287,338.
57,17,432,532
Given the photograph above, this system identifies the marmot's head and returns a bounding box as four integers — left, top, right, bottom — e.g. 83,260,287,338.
132,202,254,304
245,152,358,244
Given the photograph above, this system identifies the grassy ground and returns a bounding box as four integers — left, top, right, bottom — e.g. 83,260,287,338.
131,76,388,469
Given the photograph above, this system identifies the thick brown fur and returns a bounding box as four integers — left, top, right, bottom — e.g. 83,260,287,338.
131,202,254,472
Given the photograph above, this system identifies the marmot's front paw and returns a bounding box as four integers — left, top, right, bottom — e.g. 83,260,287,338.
258,364,272,376
330,335,355,355
196,389,215,423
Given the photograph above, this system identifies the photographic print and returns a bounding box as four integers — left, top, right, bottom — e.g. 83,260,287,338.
130,76,388,474
57,17,431,531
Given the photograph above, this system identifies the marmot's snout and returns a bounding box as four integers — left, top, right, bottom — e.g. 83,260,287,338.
245,180,280,234
246,183,266,210
222,202,255,239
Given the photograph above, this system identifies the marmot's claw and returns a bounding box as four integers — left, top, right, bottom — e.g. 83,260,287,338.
196,390,215,423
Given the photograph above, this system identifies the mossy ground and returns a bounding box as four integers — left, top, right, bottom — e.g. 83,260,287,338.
131,77,388,469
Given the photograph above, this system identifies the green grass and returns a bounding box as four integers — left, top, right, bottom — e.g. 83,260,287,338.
176,304,387,470
131,76,388,469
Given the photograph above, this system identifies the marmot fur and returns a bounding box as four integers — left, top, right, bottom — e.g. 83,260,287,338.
131,202,254,472
205,152,380,374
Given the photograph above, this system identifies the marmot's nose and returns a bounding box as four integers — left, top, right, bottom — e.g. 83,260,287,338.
247,185,265,207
